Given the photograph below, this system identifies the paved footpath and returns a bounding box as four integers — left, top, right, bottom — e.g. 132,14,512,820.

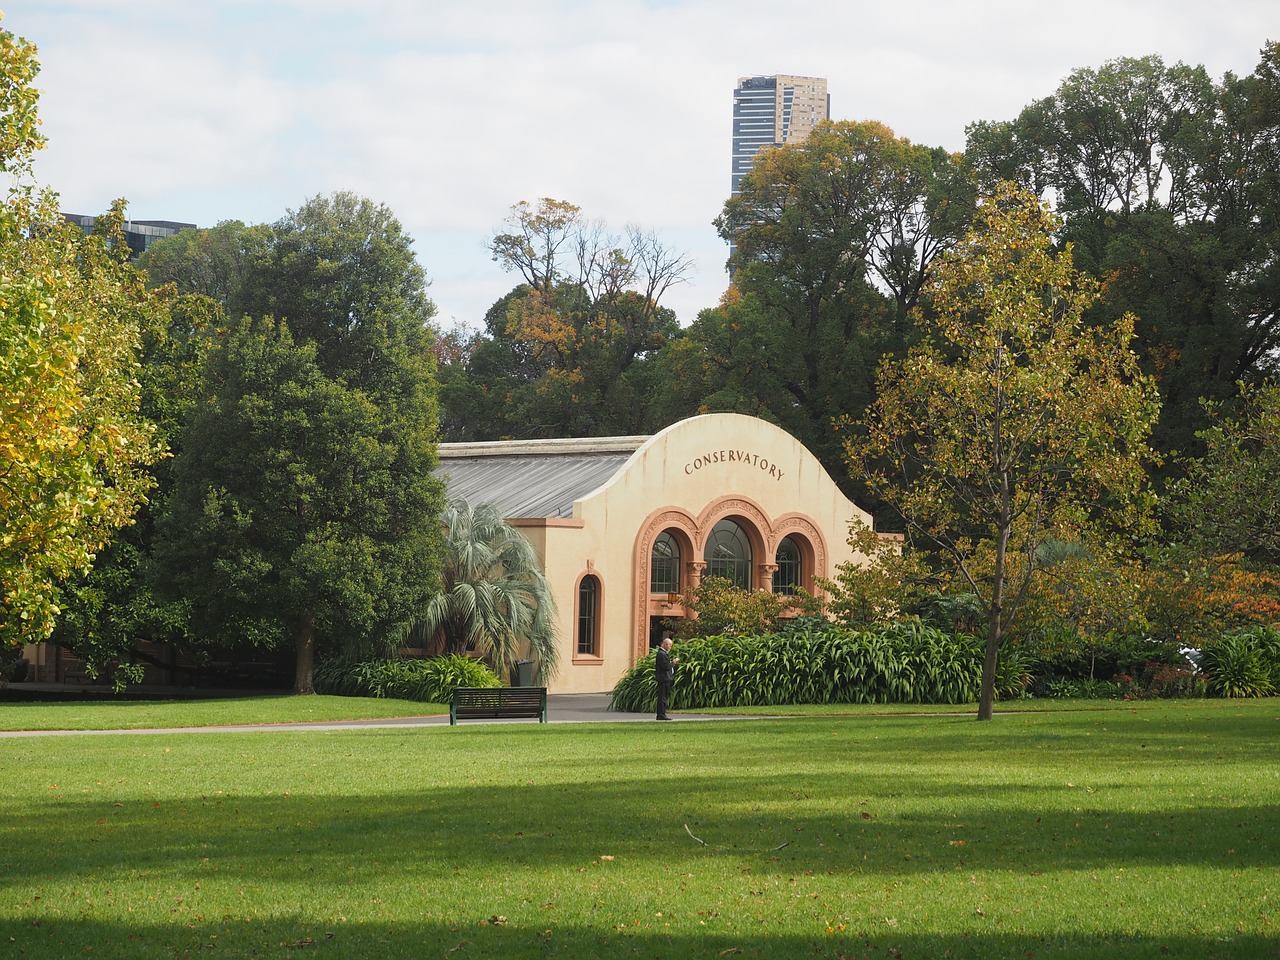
0,693,758,737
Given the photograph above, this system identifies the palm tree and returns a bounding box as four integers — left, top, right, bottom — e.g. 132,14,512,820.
412,498,558,683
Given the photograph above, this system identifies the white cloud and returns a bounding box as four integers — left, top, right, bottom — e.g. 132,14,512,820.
7,0,1274,326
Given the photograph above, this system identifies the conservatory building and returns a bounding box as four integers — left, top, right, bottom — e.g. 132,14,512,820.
435,413,891,695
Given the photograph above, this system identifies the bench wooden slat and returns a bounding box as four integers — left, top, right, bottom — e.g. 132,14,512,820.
450,686,547,724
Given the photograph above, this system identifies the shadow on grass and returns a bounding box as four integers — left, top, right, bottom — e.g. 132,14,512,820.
0,915,1269,960
2,770,1276,885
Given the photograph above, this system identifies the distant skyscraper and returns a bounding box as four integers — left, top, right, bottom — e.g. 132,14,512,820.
731,74,829,195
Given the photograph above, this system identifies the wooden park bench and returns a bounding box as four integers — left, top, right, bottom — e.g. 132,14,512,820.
449,686,547,725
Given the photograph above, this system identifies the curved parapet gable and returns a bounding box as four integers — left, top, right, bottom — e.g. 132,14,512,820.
569,414,874,671
580,413,868,533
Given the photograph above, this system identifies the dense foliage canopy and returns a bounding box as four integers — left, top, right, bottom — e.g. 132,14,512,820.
158,195,446,693
0,24,163,650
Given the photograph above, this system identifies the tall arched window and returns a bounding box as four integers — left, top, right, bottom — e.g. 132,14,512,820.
577,575,601,657
773,535,802,595
704,519,752,589
650,531,681,594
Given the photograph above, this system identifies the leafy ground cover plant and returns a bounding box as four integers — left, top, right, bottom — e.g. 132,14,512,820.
312,653,501,702
0,701,1274,959
1198,626,1280,697
610,622,1028,713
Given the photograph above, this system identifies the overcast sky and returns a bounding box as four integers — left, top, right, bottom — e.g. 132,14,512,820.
6,1,1274,329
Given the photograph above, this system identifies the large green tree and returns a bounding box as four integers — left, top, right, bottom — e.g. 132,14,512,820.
1166,380,1280,566
700,121,976,497
138,219,267,306
50,220,263,685
965,46,1280,465
48,279,217,686
1,21,163,649
849,184,1160,720
159,194,446,693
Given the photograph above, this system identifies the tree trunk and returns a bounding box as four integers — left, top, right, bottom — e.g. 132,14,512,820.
977,614,1001,721
293,613,316,695
978,469,1012,721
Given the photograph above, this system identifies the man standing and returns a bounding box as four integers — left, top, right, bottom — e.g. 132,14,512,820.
656,635,678,720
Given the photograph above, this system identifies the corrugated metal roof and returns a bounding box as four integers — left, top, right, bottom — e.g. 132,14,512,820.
436,436,648,519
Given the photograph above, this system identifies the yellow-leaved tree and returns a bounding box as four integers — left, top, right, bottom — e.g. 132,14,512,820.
1,18,164,648
848,183,1161,720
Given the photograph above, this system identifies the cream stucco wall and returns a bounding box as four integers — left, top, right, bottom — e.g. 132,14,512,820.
524,414,874,695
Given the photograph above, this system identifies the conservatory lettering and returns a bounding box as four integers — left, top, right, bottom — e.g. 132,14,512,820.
683,449,786,481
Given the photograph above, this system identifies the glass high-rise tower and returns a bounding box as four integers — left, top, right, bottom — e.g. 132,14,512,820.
731,74,829,195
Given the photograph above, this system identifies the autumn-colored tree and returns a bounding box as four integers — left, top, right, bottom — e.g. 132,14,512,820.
848,183,1161,720
1139,551,1280,650
442,198,689,440
1,21,163,648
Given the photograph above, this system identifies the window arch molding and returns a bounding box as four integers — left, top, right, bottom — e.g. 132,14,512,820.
633,508,699,661
573,570,604,661
631,499,829,663
769,513,827,593
697,497,771,589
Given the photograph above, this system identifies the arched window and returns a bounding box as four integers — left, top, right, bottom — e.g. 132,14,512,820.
577,575,601,657
704,519,752,589
650,531,681,594
773,535,802,595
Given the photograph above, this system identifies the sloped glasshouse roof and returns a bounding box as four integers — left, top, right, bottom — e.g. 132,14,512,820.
436,436,648,520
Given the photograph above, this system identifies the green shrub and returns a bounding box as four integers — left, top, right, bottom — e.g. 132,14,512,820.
1200,629,1279,698
313,655,501,702
995,647,1036,700
610,621,989,712
610,650,659,713
1019,630,1193,698
1041,677,1125,699
1042,678,1079,699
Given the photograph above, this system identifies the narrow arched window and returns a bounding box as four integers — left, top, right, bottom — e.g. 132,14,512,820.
577,575,601,657
704,519,752,590
774,535,802,595
650,531,681,594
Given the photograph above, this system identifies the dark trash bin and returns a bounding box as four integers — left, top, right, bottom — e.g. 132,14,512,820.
513,659,535,687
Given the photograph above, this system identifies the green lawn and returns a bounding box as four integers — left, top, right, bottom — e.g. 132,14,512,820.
2,700,1276,959
0,694,444,731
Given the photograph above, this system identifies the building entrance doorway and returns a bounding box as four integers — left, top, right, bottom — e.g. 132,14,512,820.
648,616,675,650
